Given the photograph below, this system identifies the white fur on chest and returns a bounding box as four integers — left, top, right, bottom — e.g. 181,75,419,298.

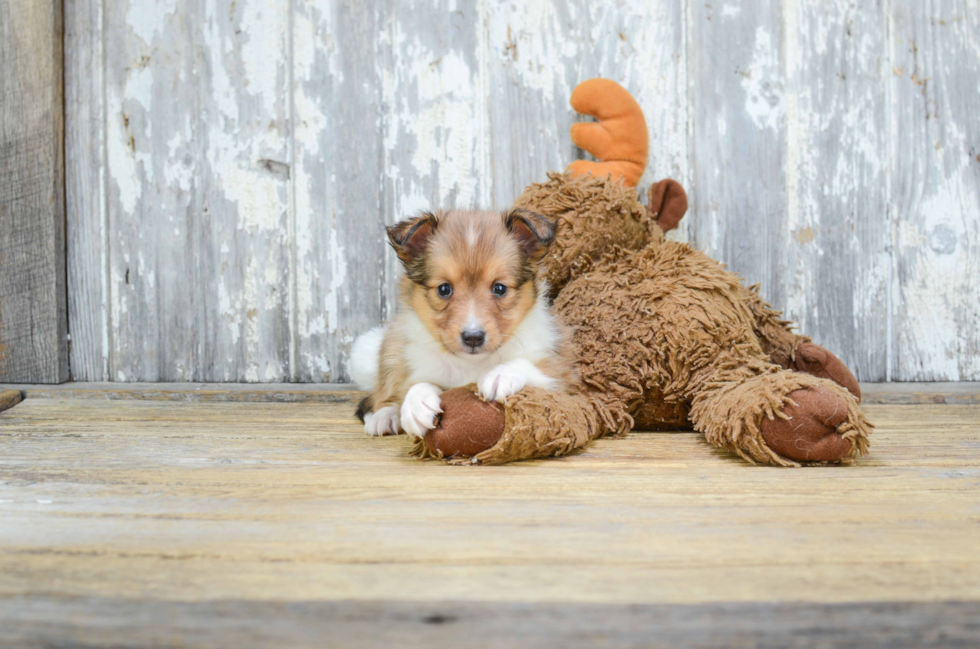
401,296,559,390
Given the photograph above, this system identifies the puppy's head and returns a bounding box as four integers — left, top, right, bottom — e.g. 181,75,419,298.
388,208,556,356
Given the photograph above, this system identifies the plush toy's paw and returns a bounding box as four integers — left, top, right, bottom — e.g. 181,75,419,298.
423,387,506,459
791,343,861,401
479,364,528,402
760,385,857,462
400,383,443,438
363,405,401,436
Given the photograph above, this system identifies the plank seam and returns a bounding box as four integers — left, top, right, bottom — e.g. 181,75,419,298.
58,0,71,384
100,0,111,382
885,0,895,383
286,0,298,381
1,382,977,405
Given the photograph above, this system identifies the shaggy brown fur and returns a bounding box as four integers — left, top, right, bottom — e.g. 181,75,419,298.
512,172,649,295
413,174,872,467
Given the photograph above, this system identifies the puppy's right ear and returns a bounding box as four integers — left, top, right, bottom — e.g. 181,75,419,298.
504,208,556,262
387,212,439,265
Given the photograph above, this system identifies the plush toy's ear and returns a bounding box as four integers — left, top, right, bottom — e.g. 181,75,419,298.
504,208,557,261
387,212,439,265
647,179,688,232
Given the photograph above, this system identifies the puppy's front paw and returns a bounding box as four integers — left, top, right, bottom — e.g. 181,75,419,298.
364,405,400,436
479,364,527,402
400,383,443,438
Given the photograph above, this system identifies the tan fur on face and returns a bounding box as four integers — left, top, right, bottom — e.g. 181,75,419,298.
402,210,539,356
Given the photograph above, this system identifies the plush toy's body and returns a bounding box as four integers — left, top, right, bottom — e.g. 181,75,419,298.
415,79,871,467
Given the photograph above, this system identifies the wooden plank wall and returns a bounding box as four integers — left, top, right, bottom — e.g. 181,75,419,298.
0,0,69,383
64,0,980,383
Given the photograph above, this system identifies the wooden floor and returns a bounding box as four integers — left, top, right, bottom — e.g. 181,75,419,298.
1,385,979,647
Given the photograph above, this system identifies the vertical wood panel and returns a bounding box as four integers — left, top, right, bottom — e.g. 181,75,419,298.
291,1,386,381
688,1,787,295
102,0,292,381
0,0,68,383
890,0,980,380
779,1,890,381
65,0,108,381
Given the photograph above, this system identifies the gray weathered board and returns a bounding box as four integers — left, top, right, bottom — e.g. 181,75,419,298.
0,0,68,383
64,0,980,383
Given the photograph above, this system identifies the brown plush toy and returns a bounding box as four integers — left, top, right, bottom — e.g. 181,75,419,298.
418,79,871,467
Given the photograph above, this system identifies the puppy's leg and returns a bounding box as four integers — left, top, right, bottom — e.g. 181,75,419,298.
363,404,401,436
360,329,412,437
479,358,557,402
400,383,443,438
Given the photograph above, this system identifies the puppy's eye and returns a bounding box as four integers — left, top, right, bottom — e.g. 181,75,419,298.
491,283,508,297
437,283,453,298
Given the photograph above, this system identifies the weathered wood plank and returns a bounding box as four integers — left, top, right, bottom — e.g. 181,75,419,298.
780,1,891,381
0,382,360,403
2,381,978,405
860,381,980,404
890,0,980,381
65,0,108,381
99,0,292,381
289,1,387,381
2,597,978,649
688,0,786,306
1,399,979,610
0,0,68,383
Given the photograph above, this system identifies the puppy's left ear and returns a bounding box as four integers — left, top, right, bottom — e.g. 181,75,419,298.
387,211,439,265
504,209,556,261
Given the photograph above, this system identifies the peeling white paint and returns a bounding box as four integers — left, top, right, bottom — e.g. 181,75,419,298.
239,0,288,110
485,2,578,103
381,28,486,217
106,63,155,215
71,0,980,384
324,219,348,335
898,173,980,379
127,0,178,45
741,27,784,132
782,0,805,324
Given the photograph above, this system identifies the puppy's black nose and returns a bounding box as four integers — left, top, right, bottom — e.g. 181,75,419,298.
461,330,486,349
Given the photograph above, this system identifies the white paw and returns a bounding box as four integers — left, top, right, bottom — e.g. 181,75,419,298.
400,383,443,438
364,406,401,436
478,364,527,402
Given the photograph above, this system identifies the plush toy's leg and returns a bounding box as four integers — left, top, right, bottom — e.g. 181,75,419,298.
411,386,603,465
740,285,861,400
687,358,872,466
789,343,862,401
475,389,603,464
739,284,808,367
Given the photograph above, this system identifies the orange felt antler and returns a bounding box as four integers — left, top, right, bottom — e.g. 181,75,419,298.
566,79,648,188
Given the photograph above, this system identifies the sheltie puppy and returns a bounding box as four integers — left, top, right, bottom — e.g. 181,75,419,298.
350,208,575,438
